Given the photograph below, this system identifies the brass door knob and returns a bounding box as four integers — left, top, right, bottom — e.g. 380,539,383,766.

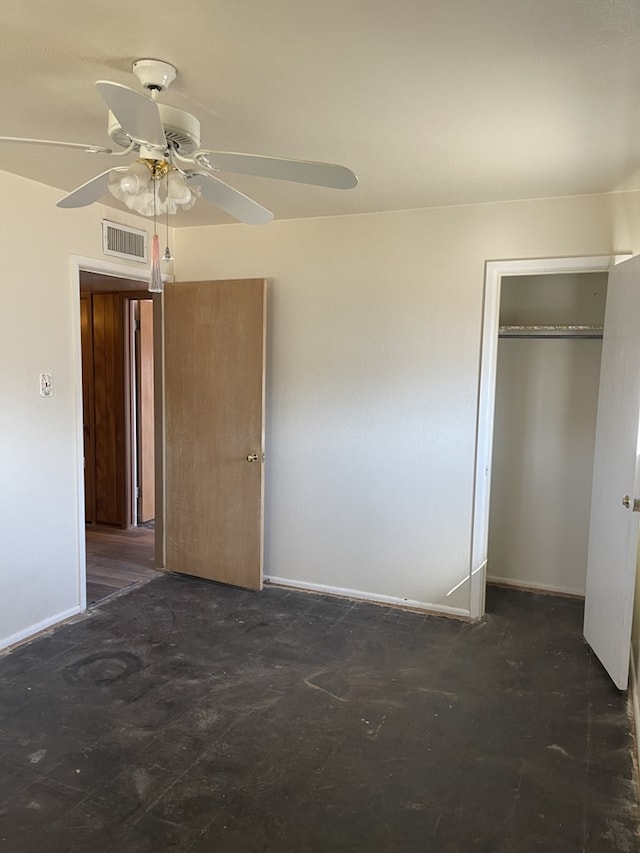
246,453,260,462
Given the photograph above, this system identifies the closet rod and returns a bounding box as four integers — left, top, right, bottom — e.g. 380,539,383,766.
499,324,603,340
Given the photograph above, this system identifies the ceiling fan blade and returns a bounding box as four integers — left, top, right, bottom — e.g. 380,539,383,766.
186,172,273,224
0,136,111,154
96,81,166,149
193,151,358,189
56,167,127,209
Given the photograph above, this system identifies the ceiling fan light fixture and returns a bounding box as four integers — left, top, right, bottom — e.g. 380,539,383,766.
108,159,198,216
165,169,197,212
108,159,153,213
119,159,152,194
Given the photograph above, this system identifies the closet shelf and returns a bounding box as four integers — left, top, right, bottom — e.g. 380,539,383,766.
499,324,604,339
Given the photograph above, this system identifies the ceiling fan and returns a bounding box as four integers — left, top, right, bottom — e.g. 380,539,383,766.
0,59,358,224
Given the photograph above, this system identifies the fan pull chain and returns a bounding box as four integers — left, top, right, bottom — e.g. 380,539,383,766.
164,170,172,261
148,174,163,293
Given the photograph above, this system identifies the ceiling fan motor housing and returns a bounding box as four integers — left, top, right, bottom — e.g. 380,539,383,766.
107,104,201,157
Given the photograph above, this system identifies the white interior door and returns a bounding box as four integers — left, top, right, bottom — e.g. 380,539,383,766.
584,253,640,689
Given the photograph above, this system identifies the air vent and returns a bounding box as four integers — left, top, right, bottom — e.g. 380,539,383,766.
102,220,148,263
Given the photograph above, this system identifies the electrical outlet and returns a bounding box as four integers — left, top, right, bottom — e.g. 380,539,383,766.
39,373,53,397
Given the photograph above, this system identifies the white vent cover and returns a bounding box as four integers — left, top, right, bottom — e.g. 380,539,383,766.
102,220,148,263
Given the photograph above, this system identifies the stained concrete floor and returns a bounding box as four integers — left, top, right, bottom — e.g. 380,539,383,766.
0,577,638,852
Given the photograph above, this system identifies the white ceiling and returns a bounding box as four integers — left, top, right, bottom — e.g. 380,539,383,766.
3,0,640,227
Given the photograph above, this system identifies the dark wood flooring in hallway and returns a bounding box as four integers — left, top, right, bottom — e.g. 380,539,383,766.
85,524,158,604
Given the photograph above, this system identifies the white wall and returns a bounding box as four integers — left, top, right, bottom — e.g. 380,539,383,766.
174,193,618,614
488,339,603,595
0,169,152,648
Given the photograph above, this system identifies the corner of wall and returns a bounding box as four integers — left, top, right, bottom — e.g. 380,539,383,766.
0,606,82,654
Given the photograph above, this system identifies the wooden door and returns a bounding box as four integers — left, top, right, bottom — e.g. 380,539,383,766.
80,291,126,526
92,293,127,526
137,300,155,523
164,279,266,590
584,253,640,689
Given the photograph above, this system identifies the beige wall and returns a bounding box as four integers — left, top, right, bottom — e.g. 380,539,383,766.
174,194,618,613
0,169,151,647
4,171,640,648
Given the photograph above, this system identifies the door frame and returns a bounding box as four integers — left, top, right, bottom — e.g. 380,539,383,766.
71,254,169,611
469,254,629,619
130,298,156,526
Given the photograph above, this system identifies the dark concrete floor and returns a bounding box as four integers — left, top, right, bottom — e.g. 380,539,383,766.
0,577,638,852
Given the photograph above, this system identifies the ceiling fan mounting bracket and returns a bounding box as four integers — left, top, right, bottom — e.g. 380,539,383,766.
132,59,177,93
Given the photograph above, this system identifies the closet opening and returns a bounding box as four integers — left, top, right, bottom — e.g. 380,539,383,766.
468,255,626,620
485,271,607,603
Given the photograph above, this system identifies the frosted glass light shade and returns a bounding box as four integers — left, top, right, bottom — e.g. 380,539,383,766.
108,160,199,216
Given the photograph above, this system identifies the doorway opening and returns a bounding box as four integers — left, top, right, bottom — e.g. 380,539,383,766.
79,270,159,605
487,270,606,598
469,255,625,619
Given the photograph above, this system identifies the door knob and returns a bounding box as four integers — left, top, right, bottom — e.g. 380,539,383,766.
246,453,260,462
622,495,640,511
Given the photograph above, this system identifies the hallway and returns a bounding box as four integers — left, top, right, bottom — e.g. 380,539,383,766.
85,525,158,604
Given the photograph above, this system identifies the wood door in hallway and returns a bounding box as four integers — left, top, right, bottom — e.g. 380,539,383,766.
163,279,266,590
82,291,127,526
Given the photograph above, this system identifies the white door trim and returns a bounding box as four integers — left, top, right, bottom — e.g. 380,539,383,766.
70,255,155,612
469,254,630,619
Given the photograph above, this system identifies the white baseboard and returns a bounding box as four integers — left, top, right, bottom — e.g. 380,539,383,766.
487,574,585,598
0,605,82,653
629,647,640,773
264,575,471,619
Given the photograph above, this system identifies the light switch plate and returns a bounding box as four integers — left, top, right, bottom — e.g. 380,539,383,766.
39,373,53,397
